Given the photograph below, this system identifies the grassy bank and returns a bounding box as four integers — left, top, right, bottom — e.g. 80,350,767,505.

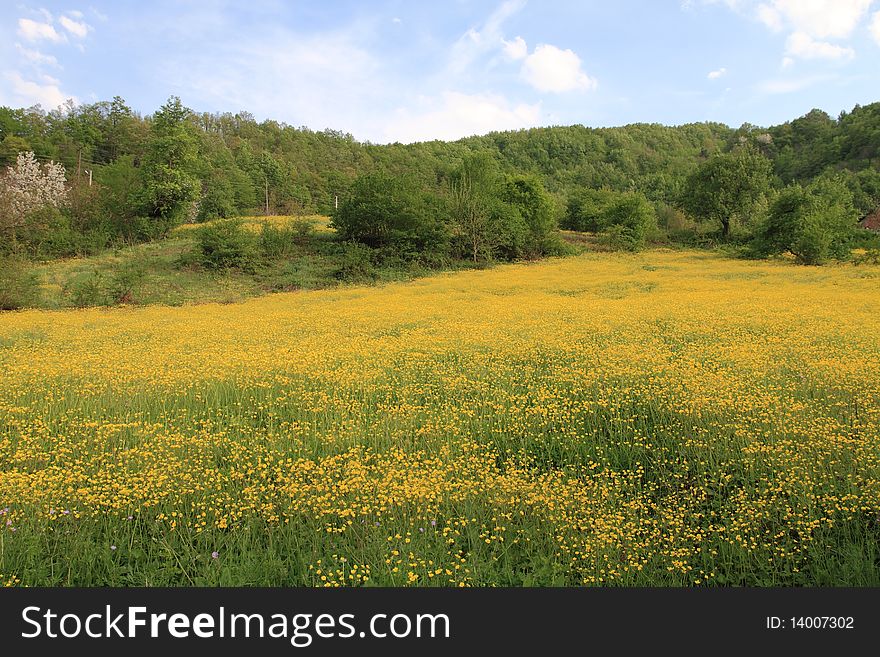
8,215,485,310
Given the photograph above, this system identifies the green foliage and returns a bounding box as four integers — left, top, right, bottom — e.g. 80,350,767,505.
198,175,237,222
0,255,41,310
333,172,449,257
195,219,257,270
564,188,656,250
836,167,880,216
679,145,772,237
853,248,880,265
756,176,859,264
599,192,657,251
1,94,879,266
447,152,560,262
500,174,559,258
108,258,148,303
258,221,314,259
65,271,110,308
334,241,377,282
96,155,144,238
563,188,618,232
64,261,149,306
140,97,200,233
448,152,501,263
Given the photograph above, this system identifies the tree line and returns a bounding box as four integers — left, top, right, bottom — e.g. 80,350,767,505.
1,96,879,265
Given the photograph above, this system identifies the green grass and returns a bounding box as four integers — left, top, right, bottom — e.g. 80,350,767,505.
21,221,476,310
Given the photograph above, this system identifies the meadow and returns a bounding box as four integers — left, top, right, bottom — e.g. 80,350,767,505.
0,249,878,586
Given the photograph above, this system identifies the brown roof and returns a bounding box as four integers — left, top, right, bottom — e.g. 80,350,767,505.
861,210,880,231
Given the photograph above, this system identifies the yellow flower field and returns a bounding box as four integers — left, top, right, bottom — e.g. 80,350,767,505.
1,250,878,586
172,214,334,235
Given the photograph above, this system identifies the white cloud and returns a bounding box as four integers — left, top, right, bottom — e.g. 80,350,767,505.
756,74,830,94
755,0,873,39
756,3,783,31
871,11,880,44
384,91,541,143
707,67,727,79
781,56,794,68
59,15,91,38
67,10,84,19
448,0,526,73
15,44,60,68
392,17,401,24
3,70,74,109
785,32,855,59
89,6,109,22
17,18,65,43
521,44,597,93
165,25,390,140
502,35,528,60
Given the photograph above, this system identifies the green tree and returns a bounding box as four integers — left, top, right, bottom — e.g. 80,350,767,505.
332,171,448,256
600,191,657,251
679,146,772,238
563,188,618,232
139,96,200,235
97,155,143,238
756,176,858,264
500,174,558,257
449,152,500,262
255,152,286,214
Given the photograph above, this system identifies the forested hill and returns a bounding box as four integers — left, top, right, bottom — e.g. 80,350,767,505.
1,98,878,221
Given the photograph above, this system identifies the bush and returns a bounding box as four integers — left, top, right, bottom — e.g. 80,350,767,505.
259,220,314,259
195,219,257,270
0,256,41,310
109,259,147,304
600,192,657,251
500,175,559,259
853,249,880,265
66,271,111,308
756,177,859,265
563,188,618,232
59,259,147,308
259,223,298,259
334,242,377,282
332,172,449,257
600,224,641,252
563,188,656,250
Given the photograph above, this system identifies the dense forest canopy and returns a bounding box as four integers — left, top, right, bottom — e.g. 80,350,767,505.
1,97,878,218
0,96,878,270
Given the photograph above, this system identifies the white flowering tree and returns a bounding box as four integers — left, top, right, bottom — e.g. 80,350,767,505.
0,151,68,248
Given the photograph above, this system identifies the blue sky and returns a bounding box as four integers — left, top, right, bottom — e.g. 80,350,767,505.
2,1,879,143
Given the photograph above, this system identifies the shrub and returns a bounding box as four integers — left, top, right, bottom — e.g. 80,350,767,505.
332,172,449,257
195,219,257,270
500,175,558,259
291,218,315,242
259,220,314,259
853,249,880,265
0,256,41,310
66,271,111,308
259,223,298,259
756,177,858,265
334,242,377,282
600,192,657,251
563,188,618,232
109,259,147,304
